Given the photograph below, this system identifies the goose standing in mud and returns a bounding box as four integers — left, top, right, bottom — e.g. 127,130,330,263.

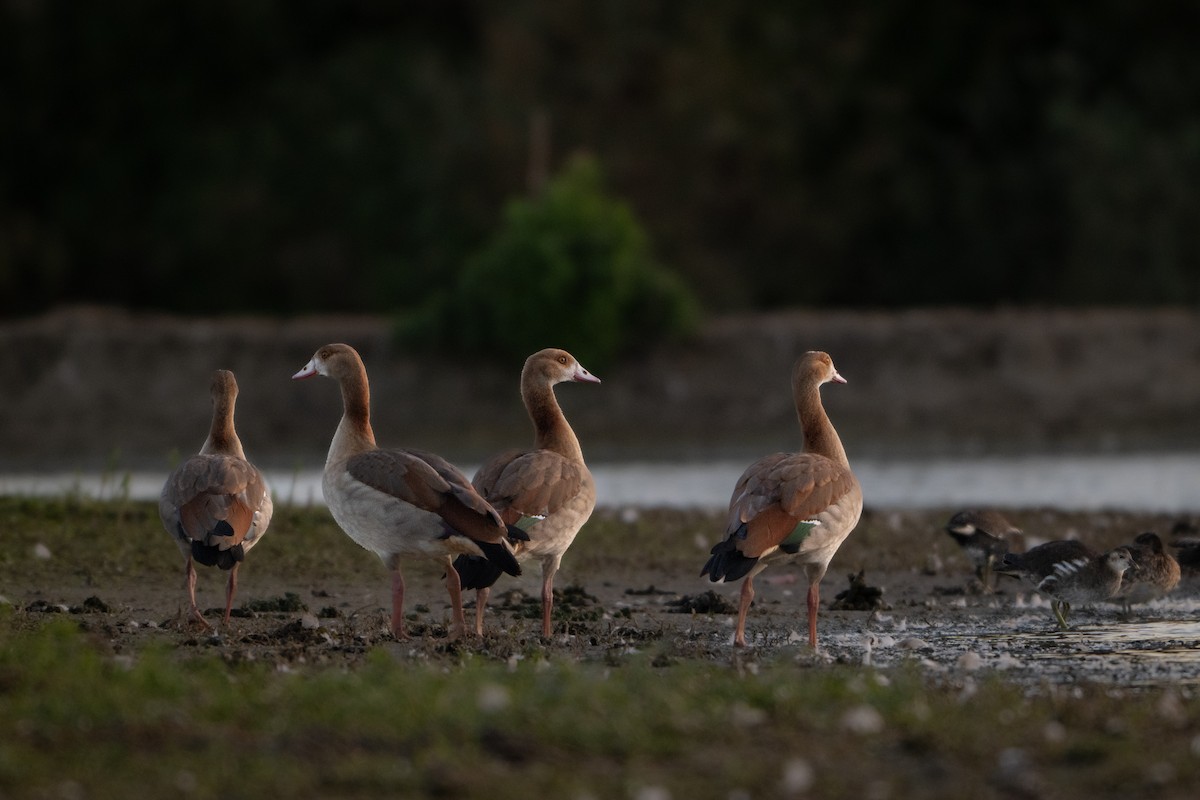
292,343,521,639
454,348,600,637
702,351,863,649
160,370,273,627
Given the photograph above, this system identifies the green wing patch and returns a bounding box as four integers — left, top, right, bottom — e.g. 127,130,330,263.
515,514,547,531
780,518,821,552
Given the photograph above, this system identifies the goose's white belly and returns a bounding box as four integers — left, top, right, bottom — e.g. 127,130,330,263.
323,467,482,563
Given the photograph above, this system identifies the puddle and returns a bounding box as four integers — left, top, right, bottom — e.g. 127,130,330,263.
820,608,1200,687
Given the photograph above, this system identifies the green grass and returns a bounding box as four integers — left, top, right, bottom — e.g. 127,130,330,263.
2,613,1200,799
2,497,1199,799
0,495,382,588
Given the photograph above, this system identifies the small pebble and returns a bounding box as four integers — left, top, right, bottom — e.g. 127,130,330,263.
840,704,884,735
632,787,670,800
731,702,768,728
476,683,511,713
1146,761,1176,785
780,758,815,794
1157,690,1187,727
956,651,983,671
1042,721,1066,744
994,747,1040,795
897,637,930,650
175,770,198,794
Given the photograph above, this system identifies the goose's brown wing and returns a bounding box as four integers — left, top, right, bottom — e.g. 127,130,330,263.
726,452,859,558
473,448,583,526
346,449,507,544
161,454,268,549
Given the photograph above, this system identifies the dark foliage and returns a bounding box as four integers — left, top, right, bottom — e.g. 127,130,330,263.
4,0,1199,316
399,155,698,368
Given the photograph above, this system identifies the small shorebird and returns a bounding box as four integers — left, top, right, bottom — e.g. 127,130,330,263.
998,539,1096,589
944,509,1025,591
1117,531,1180,610
160,370,273,627
454,348,600,637
1033,548,1135,629
701,351,863,649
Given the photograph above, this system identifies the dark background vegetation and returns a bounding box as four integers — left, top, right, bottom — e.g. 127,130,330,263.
4,0,1200,320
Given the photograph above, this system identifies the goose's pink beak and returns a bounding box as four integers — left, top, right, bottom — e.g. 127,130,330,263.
292,360,318,380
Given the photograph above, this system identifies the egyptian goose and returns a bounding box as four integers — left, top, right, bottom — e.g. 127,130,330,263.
453,348,600,637
1117,531,1180,609
159,370,273,627
292,343,520,639
701,351,863,649
944,509,1025,591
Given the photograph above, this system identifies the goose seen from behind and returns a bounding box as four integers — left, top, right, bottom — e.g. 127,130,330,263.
160,369,273,628
702,351,863,649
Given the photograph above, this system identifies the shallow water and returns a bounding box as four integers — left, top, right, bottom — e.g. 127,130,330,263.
3,452,1199,511
816,600,1200,687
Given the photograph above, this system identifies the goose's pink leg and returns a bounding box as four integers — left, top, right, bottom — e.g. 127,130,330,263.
734,576,755,647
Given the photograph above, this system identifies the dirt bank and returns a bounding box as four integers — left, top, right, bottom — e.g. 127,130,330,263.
2,305,1199,471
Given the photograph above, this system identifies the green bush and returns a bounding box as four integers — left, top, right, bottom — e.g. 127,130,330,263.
400,154,699,368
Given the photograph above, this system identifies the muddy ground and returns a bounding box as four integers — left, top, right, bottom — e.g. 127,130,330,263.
5,504,1199,690
3,307,1200,689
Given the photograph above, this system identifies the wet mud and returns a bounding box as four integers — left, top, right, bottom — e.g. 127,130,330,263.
6,506,1199,691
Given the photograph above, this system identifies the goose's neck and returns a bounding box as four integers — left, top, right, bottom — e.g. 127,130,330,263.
526,379,583,462
200,396,246,459
328,368,377,466
796,382,849,468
